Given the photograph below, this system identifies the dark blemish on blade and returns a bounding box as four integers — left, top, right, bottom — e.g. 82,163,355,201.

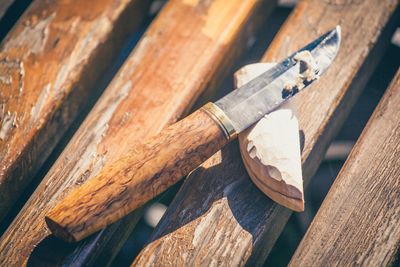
282,86,299,99
282,87,292,99
282,50,319,99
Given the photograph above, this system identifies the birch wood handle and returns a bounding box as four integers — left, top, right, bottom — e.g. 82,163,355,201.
46,107,228,242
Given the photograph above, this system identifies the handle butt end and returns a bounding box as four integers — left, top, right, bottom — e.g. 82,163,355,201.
45,215,77,243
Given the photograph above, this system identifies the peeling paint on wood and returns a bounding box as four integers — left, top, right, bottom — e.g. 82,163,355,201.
0,57,25,97
3,13,55,56
0,111,17,140
0,75,12,85
61,80,131,187
0,0,151,224
30,83,51,124
53,14,112,92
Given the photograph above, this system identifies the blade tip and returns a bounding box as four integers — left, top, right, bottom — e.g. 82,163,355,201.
330,25,342,58
335,25,342,44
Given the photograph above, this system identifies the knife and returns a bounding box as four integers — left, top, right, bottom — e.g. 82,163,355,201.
46,26,341,242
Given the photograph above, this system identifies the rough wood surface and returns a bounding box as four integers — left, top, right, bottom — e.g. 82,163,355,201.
0,0,150,221
0,0,275,265
289,70,400,266
46,109,227,242
236,63,304,212
133,0,399,266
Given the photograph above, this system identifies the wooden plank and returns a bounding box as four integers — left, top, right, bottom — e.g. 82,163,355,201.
133,1,399,266
0,0,151,221
289,70,400,266
0,0,276,265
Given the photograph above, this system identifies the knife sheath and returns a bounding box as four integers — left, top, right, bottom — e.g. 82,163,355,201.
46,105,231,242
235,63,304,212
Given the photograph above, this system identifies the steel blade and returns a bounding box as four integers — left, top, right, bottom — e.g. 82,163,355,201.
215,26,341,133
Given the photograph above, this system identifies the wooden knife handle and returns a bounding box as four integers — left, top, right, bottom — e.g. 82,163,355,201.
46,105,230,242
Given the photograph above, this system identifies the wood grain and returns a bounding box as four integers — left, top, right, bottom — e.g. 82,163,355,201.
289,70,400,266
46,109,227,242
133,0,399,266
0,0,150,221
0,0,276,265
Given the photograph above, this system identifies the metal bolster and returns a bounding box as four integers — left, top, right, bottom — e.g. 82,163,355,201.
201,102,237,140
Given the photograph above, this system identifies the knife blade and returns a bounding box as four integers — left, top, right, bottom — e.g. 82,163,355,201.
46,26,341,242
216,26,341,132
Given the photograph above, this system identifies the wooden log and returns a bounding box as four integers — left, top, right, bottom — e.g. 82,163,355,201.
0,0,276,265
0,0,151,221
133,0,399,266
289,70,400,266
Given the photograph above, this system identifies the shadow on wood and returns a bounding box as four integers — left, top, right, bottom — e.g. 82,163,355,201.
27,235,75,267
134,141,292,265
134,1,400,265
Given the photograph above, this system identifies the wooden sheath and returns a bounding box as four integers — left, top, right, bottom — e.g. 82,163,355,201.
0,0,273,265
289,70,400,266
46,108,228,242
235,63,304,212
133,0,399,266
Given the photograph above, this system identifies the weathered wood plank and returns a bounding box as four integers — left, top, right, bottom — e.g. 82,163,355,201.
133,0,399,266
0,0,276,265
0,0,150,221
289,70,400,266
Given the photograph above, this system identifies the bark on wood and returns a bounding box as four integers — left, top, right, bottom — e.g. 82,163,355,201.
0,0,276,265
133,1,399,266
235,63,304,212
0,0,150,221
46,109,228,242
289,70,400,266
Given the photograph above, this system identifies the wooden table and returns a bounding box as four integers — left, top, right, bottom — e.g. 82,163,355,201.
0,0,398,266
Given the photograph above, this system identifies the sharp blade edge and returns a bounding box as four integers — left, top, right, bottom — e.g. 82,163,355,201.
215,26,341,133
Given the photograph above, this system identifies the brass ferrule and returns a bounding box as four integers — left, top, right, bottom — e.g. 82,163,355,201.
201,102,237,140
